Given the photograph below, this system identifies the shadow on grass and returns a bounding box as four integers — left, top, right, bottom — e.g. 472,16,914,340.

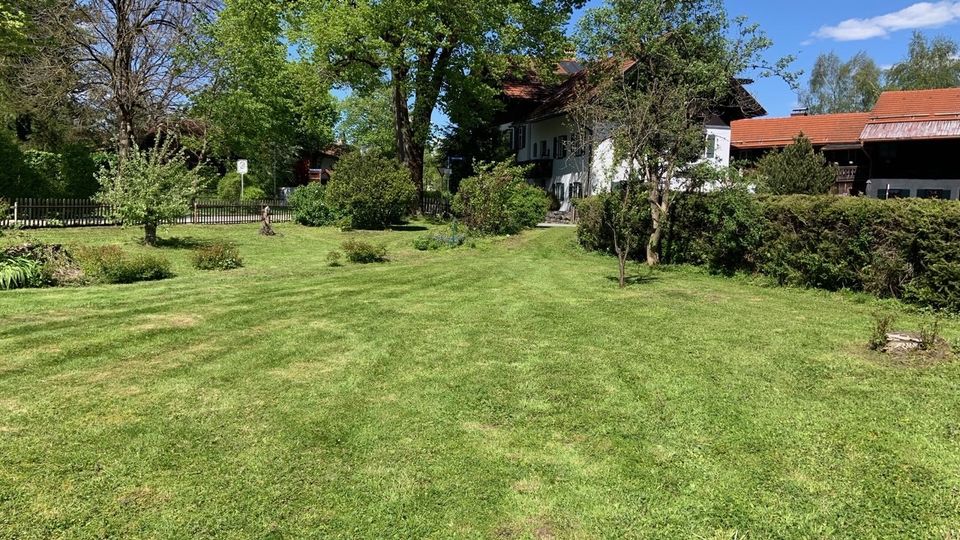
606,273,660,287
389,225,430,232
152,237,209,249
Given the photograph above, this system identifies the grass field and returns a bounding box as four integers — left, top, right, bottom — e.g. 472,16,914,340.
2,223,960,538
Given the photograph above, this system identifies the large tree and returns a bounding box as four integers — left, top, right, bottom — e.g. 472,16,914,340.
17,0,217,157
303,0,579,199
801,51,882,114
570,0,793,276
886,32,960,91
192,0,337,189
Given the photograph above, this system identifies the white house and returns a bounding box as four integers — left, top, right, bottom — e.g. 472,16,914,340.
496,61,764,212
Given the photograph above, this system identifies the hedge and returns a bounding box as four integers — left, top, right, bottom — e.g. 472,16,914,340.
579,192,960,312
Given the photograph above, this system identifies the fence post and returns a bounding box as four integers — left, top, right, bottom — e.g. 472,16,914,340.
12,201,16,224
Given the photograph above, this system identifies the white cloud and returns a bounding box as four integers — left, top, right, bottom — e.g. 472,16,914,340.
814,1,960,41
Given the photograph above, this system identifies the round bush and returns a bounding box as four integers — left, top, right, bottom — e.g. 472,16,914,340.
218,172,267,200
452,160,549,235
325,152,416,229
289,183,339,226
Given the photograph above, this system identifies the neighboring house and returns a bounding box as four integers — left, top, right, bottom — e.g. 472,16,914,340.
731,88,960,199
293,142,350,185
497,61,765,212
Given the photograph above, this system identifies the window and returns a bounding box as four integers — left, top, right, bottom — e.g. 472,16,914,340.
918,189,951,200
705,134,717,159
556,135,568,159
568,182,583,200
515,125,527,150
532,140,538,157
540,140,548,158
878,188,911,200
553,182,565,202
503,129,514,150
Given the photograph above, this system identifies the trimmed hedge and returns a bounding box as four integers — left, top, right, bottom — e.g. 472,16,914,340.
579,191,960,311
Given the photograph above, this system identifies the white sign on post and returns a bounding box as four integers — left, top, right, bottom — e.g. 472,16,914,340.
236,159,248,199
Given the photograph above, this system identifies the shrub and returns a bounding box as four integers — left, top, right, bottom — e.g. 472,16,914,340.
748,134,838,195
289,183,339,226
76,245,173,284
218,171,267,200
192,241,243,271
326,250,343,267
341,239,388,263
869,312,896,351
452,160,549,235
580,191,960,312
413,222,467,251
1,242,81,287
326,152,416,229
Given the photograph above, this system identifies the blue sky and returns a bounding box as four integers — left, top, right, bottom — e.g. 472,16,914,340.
571,0,960,117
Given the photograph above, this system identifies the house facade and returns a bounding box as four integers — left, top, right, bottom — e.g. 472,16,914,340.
496,62,764,211
731,88,960,199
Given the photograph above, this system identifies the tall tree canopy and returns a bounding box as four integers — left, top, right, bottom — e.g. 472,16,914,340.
801,51,882,114
303,0,580,198
192,0,337,187
886,32,960,91
571,0,793,274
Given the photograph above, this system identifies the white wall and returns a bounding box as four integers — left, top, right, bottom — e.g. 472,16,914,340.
867,179,960,200
501,113,733,211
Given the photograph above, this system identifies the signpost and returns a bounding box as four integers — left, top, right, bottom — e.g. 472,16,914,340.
237,159,248,199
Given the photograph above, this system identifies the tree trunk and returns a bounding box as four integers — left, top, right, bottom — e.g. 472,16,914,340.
647,191,670,267
144,222,158,246
617,250,628,288
407,141,425,201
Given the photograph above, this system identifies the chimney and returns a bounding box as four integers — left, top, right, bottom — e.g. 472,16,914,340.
791,107,810,117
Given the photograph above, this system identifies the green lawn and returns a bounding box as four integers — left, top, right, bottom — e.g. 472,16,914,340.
2,223,960,538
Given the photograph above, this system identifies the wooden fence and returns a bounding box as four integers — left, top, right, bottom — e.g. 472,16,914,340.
420,193,451,216
0,198,292,229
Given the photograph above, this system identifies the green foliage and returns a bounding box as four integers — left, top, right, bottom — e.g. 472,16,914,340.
341,239,387,264
326,250,343,267
192,241,243,271
869,312,895,351
75,245,172,284
325,152,415,229
801,51,882,114
0,257,42,290
95,137,205,244
193,0,337,185
452,161,548,235
218,172,268,200
289,183,339,226
886,32,960,90
750,135,837,195
582,191,960,312
664,188,764,275
575,190,650,255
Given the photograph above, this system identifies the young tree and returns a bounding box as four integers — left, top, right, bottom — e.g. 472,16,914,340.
886,32,960,90
570,0,793,268
801,51,882,114
750,134,837,195
96,134,205,245
303,0,578,200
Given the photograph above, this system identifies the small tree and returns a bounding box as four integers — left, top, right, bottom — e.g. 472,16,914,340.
751,134,837,195
96,135,204,245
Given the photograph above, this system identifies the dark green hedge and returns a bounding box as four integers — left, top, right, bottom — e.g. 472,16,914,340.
579,192,960,312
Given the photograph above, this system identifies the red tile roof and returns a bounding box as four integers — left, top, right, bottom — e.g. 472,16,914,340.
731,113,871,149
869,88,960,122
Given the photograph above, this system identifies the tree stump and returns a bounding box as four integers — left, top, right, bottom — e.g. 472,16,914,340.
259,205,276,236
